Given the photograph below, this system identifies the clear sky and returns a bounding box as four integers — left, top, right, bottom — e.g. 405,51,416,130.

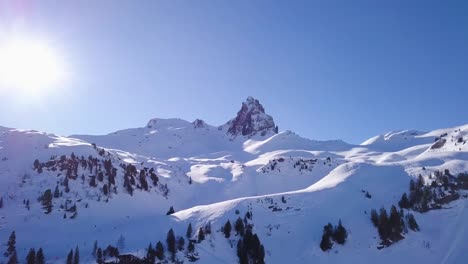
0,0,467,144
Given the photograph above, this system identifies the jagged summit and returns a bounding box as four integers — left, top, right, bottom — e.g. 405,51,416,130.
224,96,278,138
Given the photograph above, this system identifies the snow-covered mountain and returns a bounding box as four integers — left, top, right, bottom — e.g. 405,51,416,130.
0,97,467,264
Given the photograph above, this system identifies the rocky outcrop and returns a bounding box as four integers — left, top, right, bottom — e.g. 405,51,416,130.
225,97,278,138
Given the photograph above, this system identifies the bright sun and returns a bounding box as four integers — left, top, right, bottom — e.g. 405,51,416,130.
0,37,65,93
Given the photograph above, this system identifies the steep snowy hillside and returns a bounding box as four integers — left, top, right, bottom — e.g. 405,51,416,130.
0,98,467,264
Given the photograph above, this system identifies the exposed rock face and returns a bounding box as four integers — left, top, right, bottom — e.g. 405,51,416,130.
225,97,278,138
192,119,207,128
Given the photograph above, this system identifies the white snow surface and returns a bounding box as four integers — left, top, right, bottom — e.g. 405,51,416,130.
1,102,468,263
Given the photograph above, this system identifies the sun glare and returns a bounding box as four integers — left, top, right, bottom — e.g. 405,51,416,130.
0,37,65,94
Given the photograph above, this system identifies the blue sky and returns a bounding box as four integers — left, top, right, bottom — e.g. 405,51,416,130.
0,0,467,144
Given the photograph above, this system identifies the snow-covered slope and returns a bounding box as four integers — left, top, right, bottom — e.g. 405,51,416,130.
0,98,467,264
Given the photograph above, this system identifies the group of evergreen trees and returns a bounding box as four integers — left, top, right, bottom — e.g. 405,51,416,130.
399,170,467,213
2,218,264,264
236,228,265,264
92,241,119,264
145,224,198,263
319,220,348,252
123,164,161,196
26,248,45,264
220,214,264,264
38,189,53,214
370,205,419,246
4,231,45,264
66,246,79,264
223,217,247,239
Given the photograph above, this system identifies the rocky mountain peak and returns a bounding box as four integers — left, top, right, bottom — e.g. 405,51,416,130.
225,97,278,138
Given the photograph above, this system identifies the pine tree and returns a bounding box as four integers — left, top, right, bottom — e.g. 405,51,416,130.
205,221,212,235
378,207,389,240
409,179,416,191
64,176,70,193
237,239,248,264
398,193,410,209
407,213,420,231
258,244,265,264
333,220,348,244
320,223,334,251
418,174,425,188
41,189,53,213
223,220,232,238
103,184,109,196
66,249,73,264
92,240,98,257
34,159,40,170
54,185,60,198
26,248,35,264
187,241,195,253
146,243,155,264
166,228,176,260
177,237,185,251
186,223,193,239
198,227,205,242
73,246,79,264
7,251,18,264
370,209,379,227
5,231,16,257
96,248,103,264
36,248,45,264
117,235,125,250
389,205,402,237
166,206,175,215
235,217,245,236
155,241,164,260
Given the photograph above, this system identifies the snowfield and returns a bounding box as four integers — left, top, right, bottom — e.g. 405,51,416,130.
0,98,467,263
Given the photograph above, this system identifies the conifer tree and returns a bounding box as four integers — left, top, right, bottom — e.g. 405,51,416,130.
36,248,45,264
146,243,155,264
178,237,185,251
96,248,103,264
370,209,379,227
73,246,79,264
237,239,248,264
92,240,98,257
205,221,212,235
186,223,193,239
389,205,402,236
54,185,60,198
333,220,348,244
66,249,73,264
166,206,175,215
198,227,205,242
320,230,333,251
166,228,176,260
223,220,232,238
7,251,18,264
5,231,16,257
407,213,420,231
378,207,389,240
235,217,245,236
187,241,195,253
26,248,35,264
41,189,53,213
398,193,410,209
155,241,164,260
